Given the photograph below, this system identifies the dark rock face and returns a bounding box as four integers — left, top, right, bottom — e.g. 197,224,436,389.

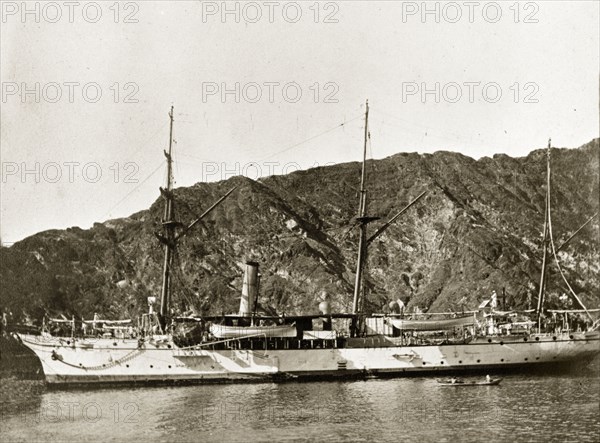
1,140,598,322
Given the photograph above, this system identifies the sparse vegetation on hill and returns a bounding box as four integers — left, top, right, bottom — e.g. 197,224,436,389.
1,140,598,323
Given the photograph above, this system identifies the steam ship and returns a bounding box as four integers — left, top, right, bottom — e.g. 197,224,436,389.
15,104,600,386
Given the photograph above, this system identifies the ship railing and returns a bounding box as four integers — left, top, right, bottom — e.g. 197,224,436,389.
173,334,342,353
174,332,270,354
531,330,583,339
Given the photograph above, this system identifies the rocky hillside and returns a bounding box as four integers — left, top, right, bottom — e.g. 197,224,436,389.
1,140,598,323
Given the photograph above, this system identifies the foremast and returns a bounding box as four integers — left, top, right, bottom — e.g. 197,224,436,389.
536,139,551,324
159,106,176,329
156,106,237,331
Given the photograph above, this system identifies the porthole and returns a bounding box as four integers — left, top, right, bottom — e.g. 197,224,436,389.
524,337,528,342
150,365,153,368
500,359,504,362
126,364,129,368
552,336,557,341
458,360,462,364
487,339,492,343
168,365,172,368
535,337,540,341
569,335,574,340
500,341,504,345
440,362,444,365
524,358,528,361
422,362,426,365
477,359,481,363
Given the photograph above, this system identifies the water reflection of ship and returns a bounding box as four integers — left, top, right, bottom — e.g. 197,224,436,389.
15,103,600,386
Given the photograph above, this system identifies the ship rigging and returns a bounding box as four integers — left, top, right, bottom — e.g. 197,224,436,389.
12,104,600,386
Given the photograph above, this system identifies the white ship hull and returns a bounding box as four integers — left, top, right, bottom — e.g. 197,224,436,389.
17,331,600,386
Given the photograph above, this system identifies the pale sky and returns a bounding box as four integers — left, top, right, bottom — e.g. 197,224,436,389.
1,1,599,244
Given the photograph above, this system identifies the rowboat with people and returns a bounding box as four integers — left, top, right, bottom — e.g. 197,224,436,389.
437,375,502,386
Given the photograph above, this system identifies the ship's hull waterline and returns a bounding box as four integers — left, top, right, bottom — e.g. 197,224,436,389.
17,332,600,386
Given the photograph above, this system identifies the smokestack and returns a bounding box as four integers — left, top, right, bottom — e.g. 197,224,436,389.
239,261,259,316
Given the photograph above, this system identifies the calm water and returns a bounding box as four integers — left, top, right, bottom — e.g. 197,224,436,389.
1,362,599,442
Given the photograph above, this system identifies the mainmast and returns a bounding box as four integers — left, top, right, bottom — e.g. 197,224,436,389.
536,139,551,323
352,100,373,316
348,101,427,335
159,106,176,328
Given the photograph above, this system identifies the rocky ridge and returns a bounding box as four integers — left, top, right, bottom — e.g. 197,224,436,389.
1,139,598,323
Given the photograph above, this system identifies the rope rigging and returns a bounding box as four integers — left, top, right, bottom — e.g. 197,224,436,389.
545,159,592,320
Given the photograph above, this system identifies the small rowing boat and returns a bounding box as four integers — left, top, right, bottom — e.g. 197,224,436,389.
437,377,502,386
